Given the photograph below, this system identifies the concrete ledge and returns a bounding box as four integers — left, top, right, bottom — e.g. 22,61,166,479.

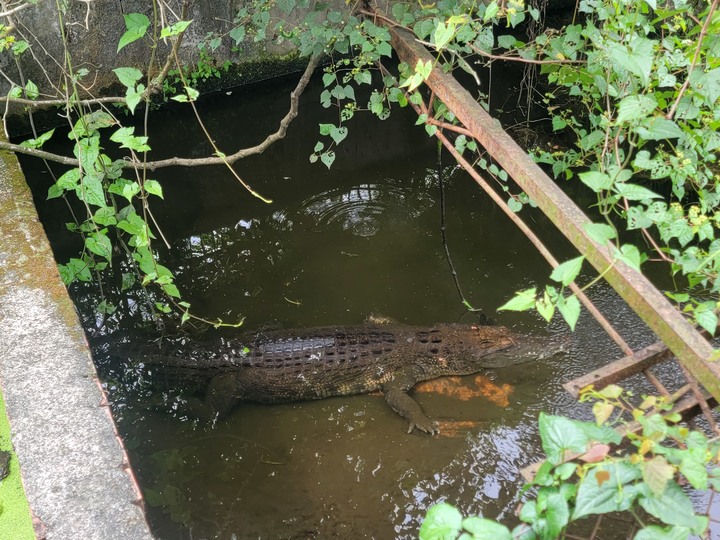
0,130,153,539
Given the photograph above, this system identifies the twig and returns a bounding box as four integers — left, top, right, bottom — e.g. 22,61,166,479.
0,54,324,171
666,0,719,120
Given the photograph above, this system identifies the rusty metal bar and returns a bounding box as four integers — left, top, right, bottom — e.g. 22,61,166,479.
643,369,672,398
563,342,673,397
678,362,719,433
384,23,720,399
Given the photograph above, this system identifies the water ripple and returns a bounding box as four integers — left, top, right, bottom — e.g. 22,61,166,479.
300,181,433,237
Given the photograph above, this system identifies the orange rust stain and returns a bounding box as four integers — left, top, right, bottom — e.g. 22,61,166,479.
435,420,482,438
415,375,513,407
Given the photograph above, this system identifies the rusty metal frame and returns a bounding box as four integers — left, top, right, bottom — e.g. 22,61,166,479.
382,24,720,400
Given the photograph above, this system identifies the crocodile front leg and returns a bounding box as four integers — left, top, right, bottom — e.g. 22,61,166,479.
383,372,439,435
203,373,242,421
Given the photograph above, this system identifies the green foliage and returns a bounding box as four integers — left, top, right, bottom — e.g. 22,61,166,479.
499,255,585,329
117,13,150,53
421,388,718,539
526,0,720,332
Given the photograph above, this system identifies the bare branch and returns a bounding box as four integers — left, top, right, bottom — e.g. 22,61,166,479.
0,53,324,170
139,52,323,171
5,95,126,107
0,0,35,18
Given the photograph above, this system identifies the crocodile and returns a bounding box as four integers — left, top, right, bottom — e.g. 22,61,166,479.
135,323,565,434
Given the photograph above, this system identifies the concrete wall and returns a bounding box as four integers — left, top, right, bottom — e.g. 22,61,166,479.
2,0,306,101
0,126,153,539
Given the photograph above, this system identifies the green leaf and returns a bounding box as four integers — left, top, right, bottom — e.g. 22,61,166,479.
126,85,144,114
573,462,642,519
693,303,718,335
579,171,612,192
24,80,38,100
642,456,675,497
543,491,570,539
616,244,644,271
117,212,147,238
93,207,117,226
615,95,657,124
59,257,92,284
121,272,135,291
330,126,348,145
497,287,536,312
19,128,55,149
639,482,708,533
76,173,106,207
113,67,143,88
597,384,623,399
509,523,535,540
118,13,150,52
108,178,140,202
483,1,500,22
535,289,555,322
584,222,617,244
47,184,63,199
377,41,393,58
144,179,164,198
614,182,661,201
85,232,112,261
556,295,581,331
419,503,462,540
57,169,81,190
634,117,684,140
162,283,181,298
433,21,455,50
160,20,192,39
679,456,708,490
461,517,511,540
171,87,199,102
691,67,720,105
110,126,151,152
96,300,116,315
69,110,115,139
550,256,584,286
634,525,693,540
507,197,523,213
229,25,245,45
538,413,589,465
320,150,335,169
608,37,655,86
575,418,622,444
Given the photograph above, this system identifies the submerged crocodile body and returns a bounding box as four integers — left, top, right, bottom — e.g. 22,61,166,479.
138,323,564,434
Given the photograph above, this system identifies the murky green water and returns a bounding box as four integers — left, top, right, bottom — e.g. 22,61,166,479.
21,72,664,538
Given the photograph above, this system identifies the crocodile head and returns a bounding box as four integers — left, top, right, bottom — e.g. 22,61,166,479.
435,324,568,371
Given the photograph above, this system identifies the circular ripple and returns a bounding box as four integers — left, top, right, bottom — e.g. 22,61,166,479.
300,182,433,237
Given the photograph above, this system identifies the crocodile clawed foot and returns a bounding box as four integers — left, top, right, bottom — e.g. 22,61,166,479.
407,419,440,436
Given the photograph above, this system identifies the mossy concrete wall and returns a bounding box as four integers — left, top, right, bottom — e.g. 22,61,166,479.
3,0,305,98
0,126,153,539
3,0,578,109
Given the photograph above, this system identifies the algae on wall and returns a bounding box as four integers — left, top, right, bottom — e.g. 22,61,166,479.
0,389,35,540
0,1,310,104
